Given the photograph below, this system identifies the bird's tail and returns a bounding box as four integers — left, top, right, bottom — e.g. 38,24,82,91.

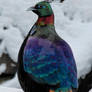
58,89,72,92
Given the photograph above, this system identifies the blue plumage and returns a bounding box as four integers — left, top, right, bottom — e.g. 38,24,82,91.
23,37,78,90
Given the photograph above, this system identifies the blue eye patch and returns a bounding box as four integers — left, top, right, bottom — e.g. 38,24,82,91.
37,5,46,9
42,6,46,8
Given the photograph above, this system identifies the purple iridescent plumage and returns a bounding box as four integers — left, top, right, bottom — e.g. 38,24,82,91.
23,37,78,90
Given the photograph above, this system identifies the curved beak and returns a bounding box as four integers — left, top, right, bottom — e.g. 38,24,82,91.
26,7,37,11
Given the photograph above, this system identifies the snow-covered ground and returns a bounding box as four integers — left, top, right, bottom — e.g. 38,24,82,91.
0,86,23,92
0,0,92,90
89,89,92,92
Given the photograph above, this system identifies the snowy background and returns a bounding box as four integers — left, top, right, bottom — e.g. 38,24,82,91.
0,0,92,91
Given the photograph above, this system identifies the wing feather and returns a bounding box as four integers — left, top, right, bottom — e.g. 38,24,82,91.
23,37,78,88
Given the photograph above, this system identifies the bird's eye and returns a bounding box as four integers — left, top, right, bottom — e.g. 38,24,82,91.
42,6,46,8
37,5,42,9
36,5,46,9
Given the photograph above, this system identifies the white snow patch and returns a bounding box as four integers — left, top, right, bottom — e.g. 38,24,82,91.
0,64,6,75
2,74,21,88
0,16,23,62
62,0,92,22
0,86,23,92
89,89,92,92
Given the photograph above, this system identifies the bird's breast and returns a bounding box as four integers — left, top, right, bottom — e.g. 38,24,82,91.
22,36,76,87
23,37,63,84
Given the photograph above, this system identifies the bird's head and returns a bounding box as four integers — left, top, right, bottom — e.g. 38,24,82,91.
27,1,53,17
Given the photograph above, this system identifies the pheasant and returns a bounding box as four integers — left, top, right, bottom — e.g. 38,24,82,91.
18,1,78,92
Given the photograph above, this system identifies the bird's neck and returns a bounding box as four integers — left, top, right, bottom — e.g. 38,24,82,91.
36,14,54,26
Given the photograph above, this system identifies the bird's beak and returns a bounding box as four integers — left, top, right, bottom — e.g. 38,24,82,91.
26,6,37,11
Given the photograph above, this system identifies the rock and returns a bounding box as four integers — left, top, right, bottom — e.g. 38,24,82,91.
0,53,17,79
78,70,92,92
60,0,64,3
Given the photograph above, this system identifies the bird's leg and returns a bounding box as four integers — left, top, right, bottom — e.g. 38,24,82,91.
49,89,55,92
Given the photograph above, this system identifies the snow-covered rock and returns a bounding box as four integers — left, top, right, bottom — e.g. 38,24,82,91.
2,74,21,88
0,16,23,62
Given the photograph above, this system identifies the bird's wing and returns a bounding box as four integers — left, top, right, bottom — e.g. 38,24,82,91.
23,37,78,88
55,39,78,88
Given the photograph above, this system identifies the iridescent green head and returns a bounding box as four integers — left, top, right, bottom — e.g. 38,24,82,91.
27,1,53,17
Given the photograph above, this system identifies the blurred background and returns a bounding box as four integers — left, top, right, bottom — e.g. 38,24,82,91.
0,0,92,92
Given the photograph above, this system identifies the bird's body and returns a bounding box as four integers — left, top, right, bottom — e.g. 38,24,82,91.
18,1,78,92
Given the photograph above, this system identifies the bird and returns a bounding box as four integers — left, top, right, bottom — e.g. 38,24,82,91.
17,1,78,92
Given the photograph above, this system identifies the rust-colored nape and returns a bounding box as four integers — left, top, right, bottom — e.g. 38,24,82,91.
36,14,54,26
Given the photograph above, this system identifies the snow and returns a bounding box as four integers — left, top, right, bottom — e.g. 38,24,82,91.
0,64,6,75
0,16,23,62
0,86,23,92
89,89,92,92
0,0,92,90
63,0,92,22
2,74,21,88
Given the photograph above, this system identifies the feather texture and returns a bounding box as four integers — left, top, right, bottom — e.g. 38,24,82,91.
23,36,78,90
